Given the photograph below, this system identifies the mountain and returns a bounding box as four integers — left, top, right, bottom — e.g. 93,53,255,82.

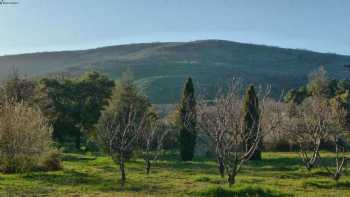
0,40,349,104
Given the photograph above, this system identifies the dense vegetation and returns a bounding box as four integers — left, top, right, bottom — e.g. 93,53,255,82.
0,65,349,196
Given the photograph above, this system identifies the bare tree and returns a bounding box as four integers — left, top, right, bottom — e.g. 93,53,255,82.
97,106,147,187
325,135,349,182
139,116,170,174
1,67,36,104
322,98,349,182
261,98,287,150
285,97,336,170
197,79,269,186
197,103,225,177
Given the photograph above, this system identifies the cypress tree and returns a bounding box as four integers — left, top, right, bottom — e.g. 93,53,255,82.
242,85,261,160
178,77,197,161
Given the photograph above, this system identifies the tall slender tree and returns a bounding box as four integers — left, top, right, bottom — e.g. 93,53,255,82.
178,77,197,161
242,85,261,160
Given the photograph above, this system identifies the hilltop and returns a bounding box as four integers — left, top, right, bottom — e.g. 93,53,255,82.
0,40,349,103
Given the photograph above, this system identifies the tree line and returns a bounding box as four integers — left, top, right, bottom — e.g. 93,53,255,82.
0,66,349,187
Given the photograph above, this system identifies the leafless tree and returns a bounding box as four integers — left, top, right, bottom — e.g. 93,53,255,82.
261,98,287,150
322,99,349,182
1,67,36,104
139,116,170,174
197,79,269,186
285,97,337,170
325,135,349,182
97,106,147,187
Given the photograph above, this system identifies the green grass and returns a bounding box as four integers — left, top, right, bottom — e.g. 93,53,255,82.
0,152,349,196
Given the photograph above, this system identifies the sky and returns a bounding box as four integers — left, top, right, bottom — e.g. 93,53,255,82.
0,0,349,55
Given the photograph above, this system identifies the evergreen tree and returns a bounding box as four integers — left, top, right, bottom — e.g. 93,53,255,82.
242,85,261,160
178,77,197,161
39,71,115,150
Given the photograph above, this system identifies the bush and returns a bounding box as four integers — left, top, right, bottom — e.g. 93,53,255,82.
0,102,57,173
38,150,63,171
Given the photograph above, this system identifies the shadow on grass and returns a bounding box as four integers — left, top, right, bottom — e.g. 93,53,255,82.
156,160,218,175
276,169,336,180
194,186,292,197
62,154,97,162
98,165,118,172
22,170,104,186
249,155,339,167
248,157,300,169
1,187,55,197
194,176,226,185
303,180,350,189
22,169,171,193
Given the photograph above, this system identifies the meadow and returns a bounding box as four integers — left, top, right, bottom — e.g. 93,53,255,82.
0,152,349,197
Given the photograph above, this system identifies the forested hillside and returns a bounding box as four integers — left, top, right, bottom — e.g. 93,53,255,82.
0,40,349,103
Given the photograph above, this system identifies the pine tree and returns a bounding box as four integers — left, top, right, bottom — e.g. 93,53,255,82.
178,77,197,161
242,85,261,160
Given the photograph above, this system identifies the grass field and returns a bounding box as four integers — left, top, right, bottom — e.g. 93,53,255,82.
0,152,349,197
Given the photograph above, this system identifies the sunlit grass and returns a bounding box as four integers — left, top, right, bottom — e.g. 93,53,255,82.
0,152,349,196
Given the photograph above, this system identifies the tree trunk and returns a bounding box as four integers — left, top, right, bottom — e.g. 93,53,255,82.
250,149,261,160
334,172,341,183
305,163,313,171
146,159,151,174
119,157,126,187
217,157,225,177
227,173,236,187
250,140,262,161
75,132,81,151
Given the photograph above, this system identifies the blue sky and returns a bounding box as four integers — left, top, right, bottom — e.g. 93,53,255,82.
0,0,349,55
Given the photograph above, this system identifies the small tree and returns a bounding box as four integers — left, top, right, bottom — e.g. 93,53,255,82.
96,75,150,187
197,102,226,177
285,97,335,170
197,79,268,186
324,134,349,183
97,107,147,187
139,113,170,174
242,85,261,160
178,77,197,161
322,96,349,182
261,98,287,151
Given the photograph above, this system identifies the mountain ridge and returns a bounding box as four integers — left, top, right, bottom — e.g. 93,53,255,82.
0,39,349,103
2,39,349,58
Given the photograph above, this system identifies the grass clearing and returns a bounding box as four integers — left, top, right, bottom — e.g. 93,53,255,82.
0,152,349,196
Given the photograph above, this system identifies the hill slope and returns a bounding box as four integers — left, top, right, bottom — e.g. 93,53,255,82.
0,40,349,103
